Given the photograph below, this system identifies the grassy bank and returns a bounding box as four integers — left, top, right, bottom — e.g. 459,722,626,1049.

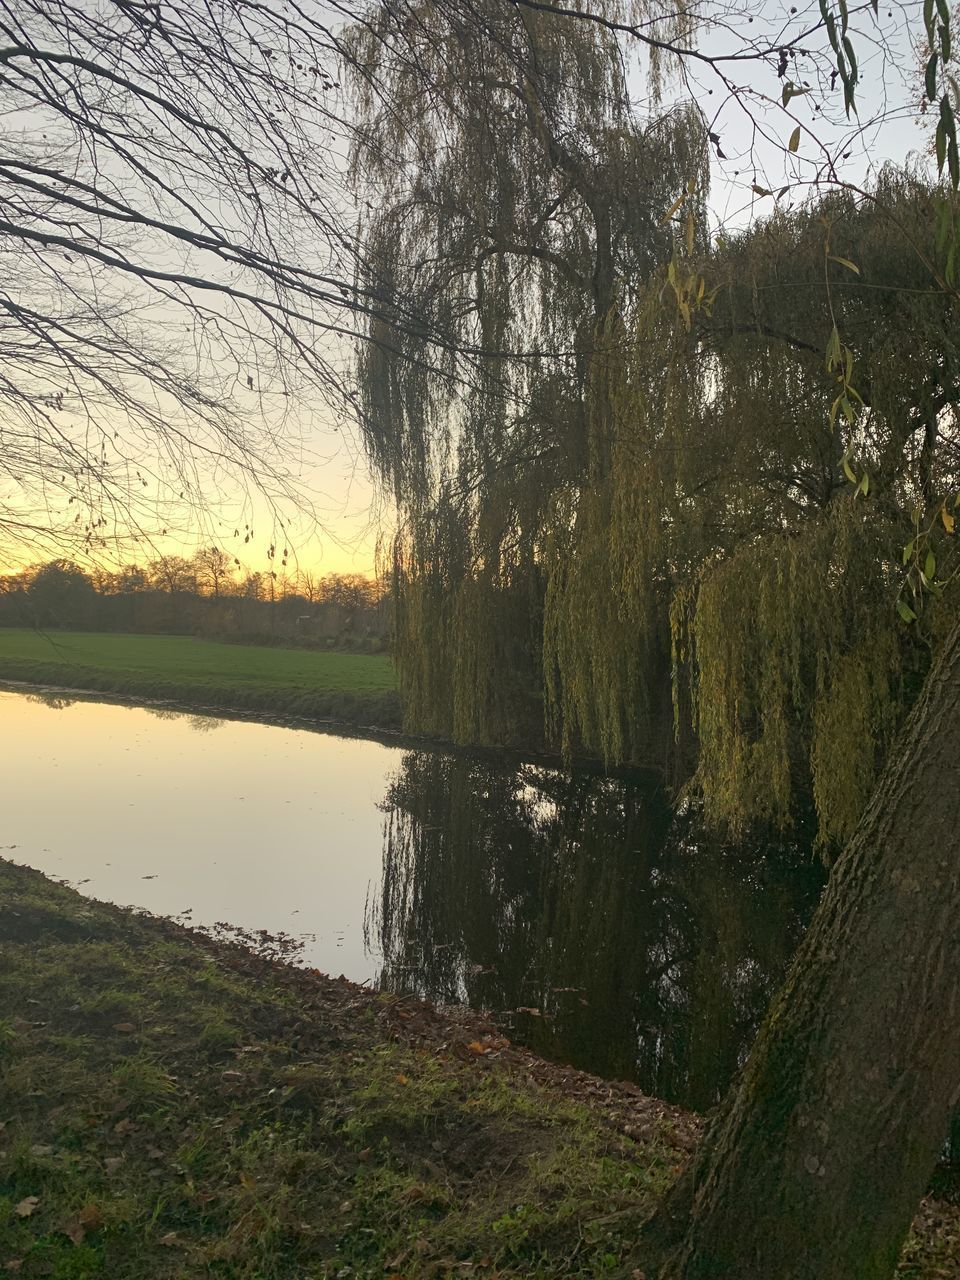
0,861,692,1279
0,630,400,730
1,863,958,1278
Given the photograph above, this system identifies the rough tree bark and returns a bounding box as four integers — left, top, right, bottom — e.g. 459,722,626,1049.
646,613,960,1279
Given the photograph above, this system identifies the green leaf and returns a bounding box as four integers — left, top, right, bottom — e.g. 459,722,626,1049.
925,549,937,580
824,10,839,55
927,52,940,102
937,121,948,174
942,23,952,63
936,196,952,248
842,35,858,82
789,126,801,153
856,471,870,497
897,600,918,623
926,0,937,43
902,538,915,565
842,453,857,484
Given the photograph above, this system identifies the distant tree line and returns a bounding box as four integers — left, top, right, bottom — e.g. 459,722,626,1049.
0,554,389,651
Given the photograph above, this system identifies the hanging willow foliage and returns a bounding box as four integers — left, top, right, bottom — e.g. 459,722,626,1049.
348,0,705,748
349,3,960,848
573,172,960,847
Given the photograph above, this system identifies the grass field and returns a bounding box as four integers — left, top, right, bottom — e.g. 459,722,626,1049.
0,629,400,729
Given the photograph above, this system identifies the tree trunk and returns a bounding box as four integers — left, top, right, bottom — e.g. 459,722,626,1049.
647,614,960,1279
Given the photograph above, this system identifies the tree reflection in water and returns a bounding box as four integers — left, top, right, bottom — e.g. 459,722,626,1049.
368,752,823,1111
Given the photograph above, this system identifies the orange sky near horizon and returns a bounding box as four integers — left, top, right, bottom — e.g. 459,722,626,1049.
0,411,386,581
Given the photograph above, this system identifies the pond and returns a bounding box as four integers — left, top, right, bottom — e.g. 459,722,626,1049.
1,687,824,1110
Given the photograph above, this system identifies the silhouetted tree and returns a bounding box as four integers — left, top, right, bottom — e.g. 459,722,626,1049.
192,547,233,599
25,560,95,628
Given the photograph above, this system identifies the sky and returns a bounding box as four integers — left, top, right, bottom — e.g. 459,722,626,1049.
1,0,933,582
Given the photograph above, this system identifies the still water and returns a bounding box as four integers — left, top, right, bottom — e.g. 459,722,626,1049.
1,687,823,1110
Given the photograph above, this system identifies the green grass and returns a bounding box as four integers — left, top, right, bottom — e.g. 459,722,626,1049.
0,861,684,1279
0,630,400,729
0,862,957,1279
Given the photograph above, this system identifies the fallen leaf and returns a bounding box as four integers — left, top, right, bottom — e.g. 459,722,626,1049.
5,1261,23,1274
112,1023,136,1033
158,1232,180,1247
104,1156,124,1173
61,1216,85,1246
79,1205,103,1231
395,1073,409,1085
14,1198,38,1219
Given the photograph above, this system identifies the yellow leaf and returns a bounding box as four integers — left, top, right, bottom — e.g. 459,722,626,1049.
660,193,686,225
788,126,801,152
941,504,956,533
828,254,861,274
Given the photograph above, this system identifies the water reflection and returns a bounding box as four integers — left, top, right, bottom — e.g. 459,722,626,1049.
1,688,392,980
22,690,77,710
4,685,825,1112
370,752,824,1110
144,707,226,733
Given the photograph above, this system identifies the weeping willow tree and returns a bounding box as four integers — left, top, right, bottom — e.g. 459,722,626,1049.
347,0,707,745
646,175,960,848
349,4,960,847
